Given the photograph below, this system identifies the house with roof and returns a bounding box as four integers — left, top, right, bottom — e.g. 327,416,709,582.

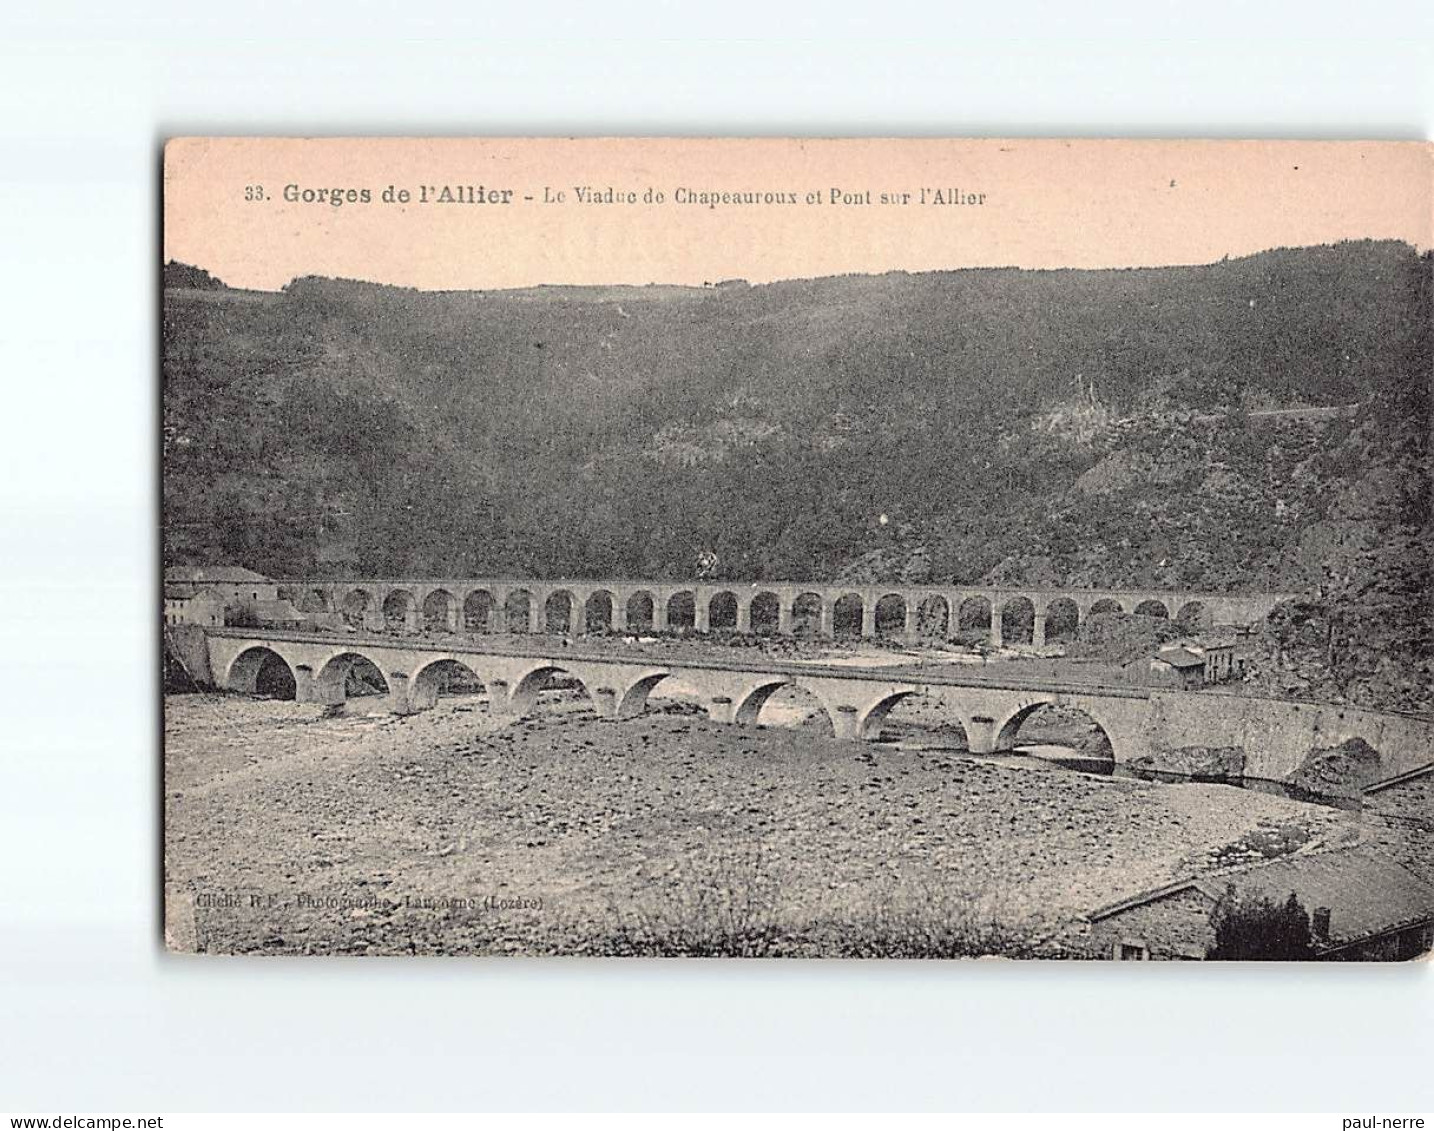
1128,640,1240,689
164,565,279,625
163,590,224,627
1085,845,1434,961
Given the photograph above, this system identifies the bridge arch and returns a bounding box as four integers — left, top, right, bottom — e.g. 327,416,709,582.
733,679,792,725
225,646,296,699
994,700,1117,770
503,589,532,633
857,690,919,740
1088,598,1123,617
382,589,415,632
791,592,823,638
510,663,595,716
708,590,738,631
462,589,494,632
340,588,371,628
544,589,575,634
585,590,614,634
625,590,655,632
616,672,671,719
874,593,907,638
867,691,973,749
1043,597,1080,643
315,651,389,706
666,590,696,632
1176,600,1211,632
734,679,834,735
1134,598,1170,619
422,588,456,634
749,591,781,635
957,595,992,639
916,594,949,639
296,587,332,614
832,592,864,638
1000,595,1036,645
409,657,486,711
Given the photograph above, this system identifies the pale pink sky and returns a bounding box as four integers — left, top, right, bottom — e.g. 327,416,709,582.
164,138,1432,291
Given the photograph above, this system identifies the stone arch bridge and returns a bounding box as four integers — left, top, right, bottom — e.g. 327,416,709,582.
207,629,1434,781
208,628,1154,750
279,577,1298,647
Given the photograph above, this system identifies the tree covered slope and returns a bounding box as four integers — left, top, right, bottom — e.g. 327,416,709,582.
162,241,1433,709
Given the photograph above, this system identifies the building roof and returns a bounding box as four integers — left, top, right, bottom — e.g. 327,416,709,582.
252,599,302,622
164,565,272,585
1155,647,1205,669
1087,846,1434,952
1187,637,1236,652
164,586,224,603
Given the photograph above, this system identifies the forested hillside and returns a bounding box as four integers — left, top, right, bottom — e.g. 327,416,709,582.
162,241,1433,710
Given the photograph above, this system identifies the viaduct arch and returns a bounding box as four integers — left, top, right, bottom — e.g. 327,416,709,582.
286,577,1298,647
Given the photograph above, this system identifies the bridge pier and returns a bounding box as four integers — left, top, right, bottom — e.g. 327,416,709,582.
830,705,861,740
777,603,793,636
707,695,736,724
903,604,918,641
590,685,619,719
860,603,876,640
967,715,997,753
293,664,315,703
653,600,669,631
694,602,710,634
1032,613,1046,649
736,600,751,633
819,599,834,638
386,671,413,714
487,678,514,713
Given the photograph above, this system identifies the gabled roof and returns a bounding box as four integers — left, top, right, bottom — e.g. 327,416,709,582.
164,565,272,584
164,585,225,602
1086,845,1434,951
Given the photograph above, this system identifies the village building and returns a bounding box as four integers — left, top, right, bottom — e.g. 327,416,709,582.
1085,845,1434,961
1128,639,1241,689
164,565,281,626
163,590,225,627
165,565,278,604
1146,646,1207,689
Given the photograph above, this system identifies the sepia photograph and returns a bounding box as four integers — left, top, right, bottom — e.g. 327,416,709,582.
160,137,1434,961
9,8,1434,1118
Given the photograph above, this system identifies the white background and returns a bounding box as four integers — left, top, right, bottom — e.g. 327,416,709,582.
1,3,1431,1113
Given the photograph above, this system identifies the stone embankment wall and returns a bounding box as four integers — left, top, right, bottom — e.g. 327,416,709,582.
164,625,215,687
1148,693,1434,782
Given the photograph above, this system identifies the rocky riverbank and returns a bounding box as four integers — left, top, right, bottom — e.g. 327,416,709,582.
164,692,1363,957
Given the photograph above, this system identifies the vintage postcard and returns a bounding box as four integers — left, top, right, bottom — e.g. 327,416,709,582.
162,137,1433,959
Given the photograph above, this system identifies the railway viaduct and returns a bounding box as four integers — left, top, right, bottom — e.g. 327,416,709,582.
204,629,1434,780
277,577,1299,648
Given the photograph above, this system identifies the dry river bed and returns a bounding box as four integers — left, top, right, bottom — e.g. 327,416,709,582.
164,691,1361,957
